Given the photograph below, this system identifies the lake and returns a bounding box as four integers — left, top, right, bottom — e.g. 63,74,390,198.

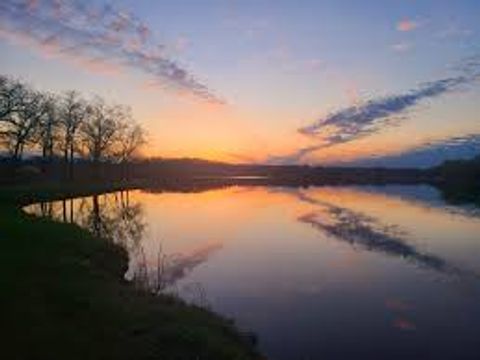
25,184,480,360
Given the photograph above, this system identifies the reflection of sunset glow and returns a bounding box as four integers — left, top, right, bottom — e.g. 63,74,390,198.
23,183,480,358
25,185,480,284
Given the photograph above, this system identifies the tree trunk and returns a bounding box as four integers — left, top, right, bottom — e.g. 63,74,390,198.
13,139,24,161
62,199,67,222
48,133,54,160
69,141,74,181
13,140,21,161
92,195,101,238
69,198,74,223
64,137,69,181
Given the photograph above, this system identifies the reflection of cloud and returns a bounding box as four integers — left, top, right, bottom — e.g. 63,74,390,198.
268,56,480,164
393,317,416,331
385,298,413,312
294,191,479,279
385,298,417,331
0,0,223,103
157,242,223,287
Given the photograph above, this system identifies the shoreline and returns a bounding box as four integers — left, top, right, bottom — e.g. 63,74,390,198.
0,181,261,360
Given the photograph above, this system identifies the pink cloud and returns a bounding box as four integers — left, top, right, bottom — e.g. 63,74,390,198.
0,25,123,77
173,36,190,53
25,0,39,13
137,23,150,44
397,19,418,32
304,58,325,71
0,0,222,104
72,57,123,77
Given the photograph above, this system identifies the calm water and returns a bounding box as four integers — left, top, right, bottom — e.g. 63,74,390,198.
25,185,480,359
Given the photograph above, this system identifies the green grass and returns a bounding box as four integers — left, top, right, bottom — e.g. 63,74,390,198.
0,182,260,360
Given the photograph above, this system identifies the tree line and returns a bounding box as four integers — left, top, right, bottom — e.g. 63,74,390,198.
0,74,146,179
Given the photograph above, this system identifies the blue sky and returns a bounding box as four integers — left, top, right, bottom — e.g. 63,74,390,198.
1,0,479,165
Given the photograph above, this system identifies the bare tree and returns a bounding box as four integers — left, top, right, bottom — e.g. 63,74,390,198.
1,75,148,181
79,98,122,177
0,75,24,121
113,111,146,180
37,94,59,161
116,124,146,163
58,90,86,179
0,86,48,160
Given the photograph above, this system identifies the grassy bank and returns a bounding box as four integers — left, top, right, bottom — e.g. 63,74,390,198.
0,182,260,360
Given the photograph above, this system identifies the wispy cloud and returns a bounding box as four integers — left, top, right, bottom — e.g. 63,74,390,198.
342,133,480,168
436,24,473,39
299,76,470,139
268,56,480,164
267,144,324,164
0,0,223,103
421,133,480,150
391,41,413,53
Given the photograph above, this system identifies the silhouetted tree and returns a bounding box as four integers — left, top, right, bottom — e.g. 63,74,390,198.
58,90,86,179
0,86,48,160
0,74,148,180
114,115,146,180
79,98,122,177
0,75,24,121
37,94,59,161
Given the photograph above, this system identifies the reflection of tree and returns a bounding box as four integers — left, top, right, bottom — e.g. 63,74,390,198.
73,194,118,241
114,199,145,253
163,243,222,287
294,190,479,280
26,192,221,296
26,191,146,255
38,201,53,218
133,242,223,297
80,192,146,256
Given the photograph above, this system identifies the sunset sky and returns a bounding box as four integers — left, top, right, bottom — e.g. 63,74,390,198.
1,0,480,165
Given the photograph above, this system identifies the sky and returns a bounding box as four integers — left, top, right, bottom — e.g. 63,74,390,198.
1,0,480,166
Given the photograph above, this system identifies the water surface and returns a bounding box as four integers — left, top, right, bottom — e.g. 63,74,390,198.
25,185,480,360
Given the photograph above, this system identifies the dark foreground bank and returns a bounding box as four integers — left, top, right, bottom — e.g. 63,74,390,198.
0,182,261,360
